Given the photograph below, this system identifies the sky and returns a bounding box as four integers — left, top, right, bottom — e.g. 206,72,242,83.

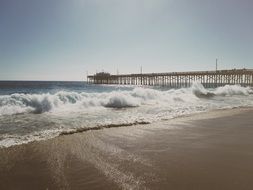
0,0,252,81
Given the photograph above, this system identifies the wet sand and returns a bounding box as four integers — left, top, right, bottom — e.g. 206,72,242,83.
1,108,253,190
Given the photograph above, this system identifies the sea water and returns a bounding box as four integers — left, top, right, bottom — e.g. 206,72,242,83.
0,81,252,147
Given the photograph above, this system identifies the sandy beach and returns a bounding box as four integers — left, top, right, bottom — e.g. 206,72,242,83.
1,108,253,190
1,0,253,189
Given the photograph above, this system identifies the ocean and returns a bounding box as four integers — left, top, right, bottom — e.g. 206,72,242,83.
0,81,252,147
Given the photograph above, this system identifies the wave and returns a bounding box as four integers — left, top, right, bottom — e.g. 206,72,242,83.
59,121,150,136
0,82,253,148
191,82,215,98
0,120,151,148
0,82,252,116
215,85,253,96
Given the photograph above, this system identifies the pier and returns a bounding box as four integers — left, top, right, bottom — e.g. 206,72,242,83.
87,69,253,88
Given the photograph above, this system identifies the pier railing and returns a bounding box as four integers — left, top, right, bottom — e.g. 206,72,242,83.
87,69,253,87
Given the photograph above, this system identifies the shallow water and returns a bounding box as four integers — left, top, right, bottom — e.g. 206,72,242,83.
1,109,253,190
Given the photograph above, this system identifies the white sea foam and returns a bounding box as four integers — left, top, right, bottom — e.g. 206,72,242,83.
0,82,253,148
0,82,252,116
214,85,253,96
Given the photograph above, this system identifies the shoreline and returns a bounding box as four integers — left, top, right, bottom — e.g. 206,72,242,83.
1,107,253,189
1,106,252,149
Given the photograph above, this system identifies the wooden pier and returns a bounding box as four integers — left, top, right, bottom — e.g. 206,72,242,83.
87,69,253,88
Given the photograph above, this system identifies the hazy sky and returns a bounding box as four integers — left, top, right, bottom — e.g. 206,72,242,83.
0,0,252,81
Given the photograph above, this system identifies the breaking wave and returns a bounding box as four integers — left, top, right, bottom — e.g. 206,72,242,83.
1,81,253,148
0,82,252,116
